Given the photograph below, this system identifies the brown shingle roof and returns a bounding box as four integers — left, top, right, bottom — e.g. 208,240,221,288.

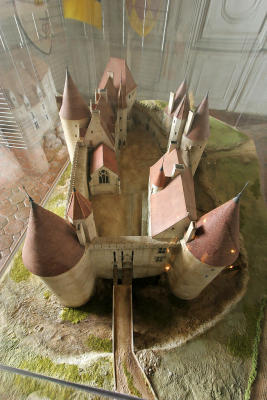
98,57,137,96
67,189,92,220
22,202,84,277
186,94,210,142
186,197,240,267
90,143,119,175
59,70,91,120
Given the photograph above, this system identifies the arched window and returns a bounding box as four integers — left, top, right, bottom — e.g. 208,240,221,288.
99,169,109,184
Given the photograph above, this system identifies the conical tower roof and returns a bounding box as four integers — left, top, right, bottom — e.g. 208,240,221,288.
186,94,210,142
174,93,190,120
59,70,91,120
186,196,240,267
67,189,92,221
22,201,84,277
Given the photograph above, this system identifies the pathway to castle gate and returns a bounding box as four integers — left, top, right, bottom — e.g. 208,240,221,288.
113,281,156,399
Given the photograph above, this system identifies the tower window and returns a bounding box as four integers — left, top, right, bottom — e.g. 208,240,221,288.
155,257,163,262
158,248,166,254
99,169,109,184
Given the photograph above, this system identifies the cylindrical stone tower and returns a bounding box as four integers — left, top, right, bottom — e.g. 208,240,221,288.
22,200,95,307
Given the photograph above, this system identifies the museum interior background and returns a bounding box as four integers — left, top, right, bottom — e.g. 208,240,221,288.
0,0,266,398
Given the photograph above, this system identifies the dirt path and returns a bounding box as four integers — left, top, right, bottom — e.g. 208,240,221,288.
251,307,267,400
113,284,156,399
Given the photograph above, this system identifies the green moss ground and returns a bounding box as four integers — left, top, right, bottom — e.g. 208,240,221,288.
9,250,31,283
123,362,142,398
86,335,112,353
8,355,113,399
57,163,71,186
60,291,112,323
227,303,263,359
207,117,248,150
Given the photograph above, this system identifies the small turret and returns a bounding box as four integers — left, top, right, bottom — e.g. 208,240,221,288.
180,93,210,175
167,93,190,152
59,70,91,161
22,200,95,307
67,188,97,245
168,190,243,300
166,80,187,116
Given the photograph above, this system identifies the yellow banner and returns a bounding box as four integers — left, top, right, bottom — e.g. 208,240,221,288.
63,0,102,30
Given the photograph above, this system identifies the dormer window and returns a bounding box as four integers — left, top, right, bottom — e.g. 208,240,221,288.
99,169,109,184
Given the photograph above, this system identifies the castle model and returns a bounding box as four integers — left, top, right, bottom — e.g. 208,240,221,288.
22,58,242,307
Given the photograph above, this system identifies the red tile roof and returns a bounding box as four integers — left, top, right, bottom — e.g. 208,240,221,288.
67,189,92,220
90,143,119,175
98,57,137,96
186,198,240,267
150,166,197,237
150,148,185,187
186,94,210,142
150,158,168,188
59,70,91,120
22,202,84,277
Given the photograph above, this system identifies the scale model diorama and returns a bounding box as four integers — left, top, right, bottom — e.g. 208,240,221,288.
20,57,247,399
22,57,243,307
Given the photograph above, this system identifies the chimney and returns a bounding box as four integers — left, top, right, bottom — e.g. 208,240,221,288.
168,92,174,114
184,110,195,136
184,221,196,243
171,163,185,178
89,99,93,113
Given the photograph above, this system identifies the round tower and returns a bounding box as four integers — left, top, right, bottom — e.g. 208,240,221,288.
180,94,210,175
168,193,241,300
59,70,91,162
22,200,95,307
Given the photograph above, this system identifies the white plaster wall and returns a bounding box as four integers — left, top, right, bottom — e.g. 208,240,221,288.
126,88,136,112
168,239,225,300
180,135,207,176
60,117,89,161
41,249,95,307
89,168,119,195
153,216,190,241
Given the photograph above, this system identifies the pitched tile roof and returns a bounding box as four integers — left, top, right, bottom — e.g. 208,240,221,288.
22,201,84,277
59,70,91,120
150,166,197,237
98,57,137,95
149,148,185,187
93,95,115,145
90,143,119,175
186,197,240,267
186,94,210,142
67,189,92,220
